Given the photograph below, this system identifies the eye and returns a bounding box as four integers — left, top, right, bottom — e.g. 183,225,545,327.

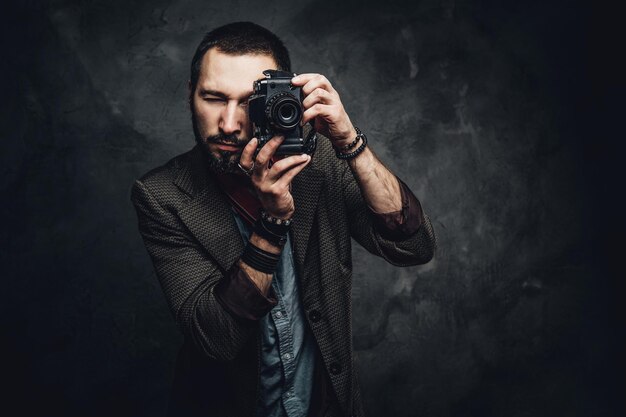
203,96,226,103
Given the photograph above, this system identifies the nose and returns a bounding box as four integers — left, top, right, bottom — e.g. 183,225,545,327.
219,102,244,136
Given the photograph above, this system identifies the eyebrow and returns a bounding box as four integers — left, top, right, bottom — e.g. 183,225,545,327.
199,89,228,99
199,88,254,101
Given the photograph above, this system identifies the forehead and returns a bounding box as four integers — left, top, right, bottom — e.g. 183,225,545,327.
197,48,279,96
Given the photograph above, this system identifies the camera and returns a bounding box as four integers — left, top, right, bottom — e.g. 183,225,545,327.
248,70,317,156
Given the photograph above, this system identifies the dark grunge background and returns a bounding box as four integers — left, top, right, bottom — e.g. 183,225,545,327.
1,0,623,416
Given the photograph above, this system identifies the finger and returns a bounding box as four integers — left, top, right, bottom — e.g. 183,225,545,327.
301,103,334,125
292,73,335,96
239,138,258,168
255,135,284,168
302,87,335,110
267,153,311,180
290,73,318,86
274,156,312,188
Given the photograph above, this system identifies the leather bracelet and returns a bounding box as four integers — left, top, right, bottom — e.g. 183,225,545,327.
254,217,289,247
241,243,280,274
335,130,368,160
335,126,363,151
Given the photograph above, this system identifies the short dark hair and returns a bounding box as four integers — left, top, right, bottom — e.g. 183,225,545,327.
189,22,291,92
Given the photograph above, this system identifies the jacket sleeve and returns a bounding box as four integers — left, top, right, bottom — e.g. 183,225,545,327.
131,179,274,361
341,163,437,266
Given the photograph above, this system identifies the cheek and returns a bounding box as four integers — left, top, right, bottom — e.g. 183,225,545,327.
193,102,219,131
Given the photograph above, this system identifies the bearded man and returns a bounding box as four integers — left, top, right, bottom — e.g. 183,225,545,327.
131,21,436,417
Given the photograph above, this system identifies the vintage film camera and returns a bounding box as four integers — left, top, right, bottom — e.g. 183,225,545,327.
248,70,317,156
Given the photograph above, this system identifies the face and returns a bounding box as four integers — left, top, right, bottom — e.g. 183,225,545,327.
190,48,278,174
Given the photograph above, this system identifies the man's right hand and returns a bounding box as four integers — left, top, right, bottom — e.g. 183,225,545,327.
239,135,311,221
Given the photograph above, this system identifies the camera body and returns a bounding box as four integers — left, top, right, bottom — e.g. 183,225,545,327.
249,70,316,156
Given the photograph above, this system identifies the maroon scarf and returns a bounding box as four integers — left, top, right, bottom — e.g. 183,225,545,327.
215,173,261,227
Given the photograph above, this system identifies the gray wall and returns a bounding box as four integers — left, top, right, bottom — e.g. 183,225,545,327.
2,0,622,416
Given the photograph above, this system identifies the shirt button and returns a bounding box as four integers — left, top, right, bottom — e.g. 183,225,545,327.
329,362,342,375
274,311,283,319
283,353,292,360
309,309,321,322
285,391,292,398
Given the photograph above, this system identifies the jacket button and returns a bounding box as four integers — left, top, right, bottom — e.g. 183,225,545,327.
309,309,321,322
329,362,342,375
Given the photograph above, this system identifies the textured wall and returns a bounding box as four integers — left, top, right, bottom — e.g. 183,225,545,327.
2,0,621,416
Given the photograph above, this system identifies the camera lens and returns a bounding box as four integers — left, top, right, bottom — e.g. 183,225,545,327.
268,93,302,130
278,103,297,124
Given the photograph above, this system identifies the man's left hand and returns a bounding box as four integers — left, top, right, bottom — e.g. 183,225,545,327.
291,73,357,148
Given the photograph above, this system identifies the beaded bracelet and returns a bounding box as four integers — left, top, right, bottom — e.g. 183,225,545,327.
260,210,292,227
254,215,290,248
335,130,368,160
336,126,364,151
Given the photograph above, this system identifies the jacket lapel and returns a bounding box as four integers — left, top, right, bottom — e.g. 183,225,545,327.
291,123,325,270
291,166,324,270
174,145,244,273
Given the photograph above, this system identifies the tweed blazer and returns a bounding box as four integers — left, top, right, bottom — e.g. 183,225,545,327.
131,134,436,417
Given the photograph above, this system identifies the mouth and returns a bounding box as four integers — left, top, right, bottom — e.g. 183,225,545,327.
214,142,243,152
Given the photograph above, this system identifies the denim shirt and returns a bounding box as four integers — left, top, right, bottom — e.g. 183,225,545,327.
232,211,316,417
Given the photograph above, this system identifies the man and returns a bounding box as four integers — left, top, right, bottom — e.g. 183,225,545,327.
131,22,436,417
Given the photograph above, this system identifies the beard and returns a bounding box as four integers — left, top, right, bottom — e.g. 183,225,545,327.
191,109,249,175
